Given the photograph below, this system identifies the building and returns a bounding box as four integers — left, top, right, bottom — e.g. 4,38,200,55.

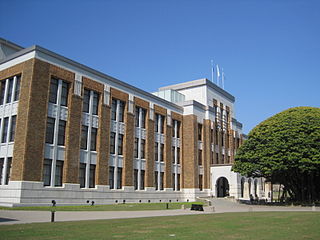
0,38,266,206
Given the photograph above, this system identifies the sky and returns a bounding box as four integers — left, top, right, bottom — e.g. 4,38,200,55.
1,0,319,133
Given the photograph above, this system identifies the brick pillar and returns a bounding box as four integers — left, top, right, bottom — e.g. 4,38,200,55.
182,115,198,189
212,122,218,164
145,118,155,187
164,123,172,189
12,59,50,181
217,129,223,164
229,130,235,163
63,94,82,183
95,103,110,185
203,119,211,189
122,112,134,186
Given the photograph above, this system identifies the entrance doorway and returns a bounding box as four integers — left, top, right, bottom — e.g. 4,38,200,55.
216,177,229,197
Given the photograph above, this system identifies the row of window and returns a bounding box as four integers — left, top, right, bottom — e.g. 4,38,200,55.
0,75,21,105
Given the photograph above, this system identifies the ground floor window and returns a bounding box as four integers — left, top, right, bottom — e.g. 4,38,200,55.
109,166,114,189
43,159,63,187
89,164,96,188
117,167,122,189
0,157,12,185
199,175,203,191
79,163,86,188
55,160,63,186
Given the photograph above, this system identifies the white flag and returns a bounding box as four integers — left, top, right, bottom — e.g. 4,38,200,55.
216,64,220,78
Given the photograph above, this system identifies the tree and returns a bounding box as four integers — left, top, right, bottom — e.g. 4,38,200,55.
232,107,320,202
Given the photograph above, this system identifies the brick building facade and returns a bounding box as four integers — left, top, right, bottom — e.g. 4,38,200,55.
0,39,266,206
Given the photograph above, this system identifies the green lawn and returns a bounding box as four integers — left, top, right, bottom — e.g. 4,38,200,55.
0,202,201,211
1,212,319,240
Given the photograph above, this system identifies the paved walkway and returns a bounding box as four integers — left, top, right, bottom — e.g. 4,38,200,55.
0,199,318,225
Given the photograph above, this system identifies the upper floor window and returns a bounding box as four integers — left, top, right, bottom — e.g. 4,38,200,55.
49,78,69,107
173,120,181,138
155,114,165,134
45,117,55,144
0,75,21,105
198,124,202,141
83,89,99,115
135,107,146,128
111,98,125,122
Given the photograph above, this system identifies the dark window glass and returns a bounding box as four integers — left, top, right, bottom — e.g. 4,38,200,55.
49,78,58,104
14,75,21,101
0,158,3,183
92,91,99,115
198,150,202,165
160,116,165,134
176,121,181,138
6,78,13,103
172,173,175,190
172,147,175,164
119,101,125,122
58,120,66,146
0,81,5,105
45,117,55,144
154,171,158,190
154,142,158,161
177,147,180,164
79,163,86,188
111,99,117,121
134,138,139,158
134,169,138,190
110,132,116,154
160,172,164,190
140,170,145,190
141,109,146,128
2,117,9,143
118,134,123,155
89,164,96,188
198,124,202,141
55,160,63,186
160,144,164,162
5,157,12,185
222,133,224,147
109,166,114,189
117,167,122,189
135,107,139,127
43,159,52,186
9,115,16,142
83,89,90,113
91,127,97,151
141,139,145,159
155,114,159,133
177,174,180,191
81,125,88,149
60,81,69,106
199,175,203,191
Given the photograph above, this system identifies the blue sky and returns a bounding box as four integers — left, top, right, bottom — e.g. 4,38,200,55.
1,0,319,133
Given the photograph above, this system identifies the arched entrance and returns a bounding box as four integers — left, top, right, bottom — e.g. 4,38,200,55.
216,177,229,197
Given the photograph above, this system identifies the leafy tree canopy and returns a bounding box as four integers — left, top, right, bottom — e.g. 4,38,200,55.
232,107,320,202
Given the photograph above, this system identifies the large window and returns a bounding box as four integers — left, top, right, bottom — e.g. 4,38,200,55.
55,160,63,186
1,117,9,143
117,167,122,189
60,81,69,106
118,101,125,122
43,159,52,186
134,138,139,158
141,139,145,159
111,99,117,121
90,127,97,151
89,164,96,188
0,82,5,105
135,107,146,128
198,124,202,141
14,76,21,101
6,78,13,104
109,166,114,189
111,99,125,122
83,89,99,115
57,120,66,146
83,89,90,113
49,78,69,107
134,169,138,190
49,78,58,104
155,114,165,133
154,142,158,161
198,150,202,165
0,157,12,185
9,115,16,142
118,134,124,155
79,163,86,188
81,125,88,149
110,132,116,154
92,92,99,115
160,144,164,162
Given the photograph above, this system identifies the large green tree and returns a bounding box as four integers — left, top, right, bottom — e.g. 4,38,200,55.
232,107,320,202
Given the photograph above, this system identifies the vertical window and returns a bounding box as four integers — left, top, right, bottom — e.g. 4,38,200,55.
117,167,122,189
0,158,3,183
110,132,116,154
43,159,52,186
140,170,145,190
111,99,117,121
216,153,219,164
198,150,202,165
81,125,88,149
177,174,181,191
14,75,21,101
92,92,99,115
60,81,69,107
55,160,63,186
155,114,159,133
134,138,139,158
172,173,175,190
160,116,165,134
160,172,164,190
83,89,90,113
172,147,175,164
141,109,146,128
154,142,158,161
135,107,140,127
160,144,164,162
176,121,181,138
199,175,203,191
45,118,55,144
90,127,97,151
109,166,114,189
79,163,86,188
5,157,12,185
154,171,158,190
0,81,5,105
9,115,16,142
6,78,13,103
89,164,96,188
49,78,58,104
1,117,9,143
118,134,124,155
119,101,125,122
222,133,224,147
134,169,138,190
141,139,145,159
57,120,66,146
177,147,180,164
198,124,202,141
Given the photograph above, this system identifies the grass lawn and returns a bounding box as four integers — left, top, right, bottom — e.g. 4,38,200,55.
1,212,319,240
0,202,201,211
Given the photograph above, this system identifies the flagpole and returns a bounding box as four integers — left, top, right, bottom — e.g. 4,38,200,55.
222,68,225,89
216,64,220,86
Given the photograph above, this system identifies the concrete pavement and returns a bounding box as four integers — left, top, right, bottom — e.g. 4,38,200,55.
0,198,318,225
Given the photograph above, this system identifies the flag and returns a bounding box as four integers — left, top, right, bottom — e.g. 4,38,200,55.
216,64,220,78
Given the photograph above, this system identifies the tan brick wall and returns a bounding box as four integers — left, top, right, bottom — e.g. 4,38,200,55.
96,103,110,185
63,94,82,183
145,118,155,187
182,114,198,188
12,59,51,181
123,111,134,186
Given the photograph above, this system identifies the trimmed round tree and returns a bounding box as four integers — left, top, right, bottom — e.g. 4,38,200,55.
232,107,320,202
